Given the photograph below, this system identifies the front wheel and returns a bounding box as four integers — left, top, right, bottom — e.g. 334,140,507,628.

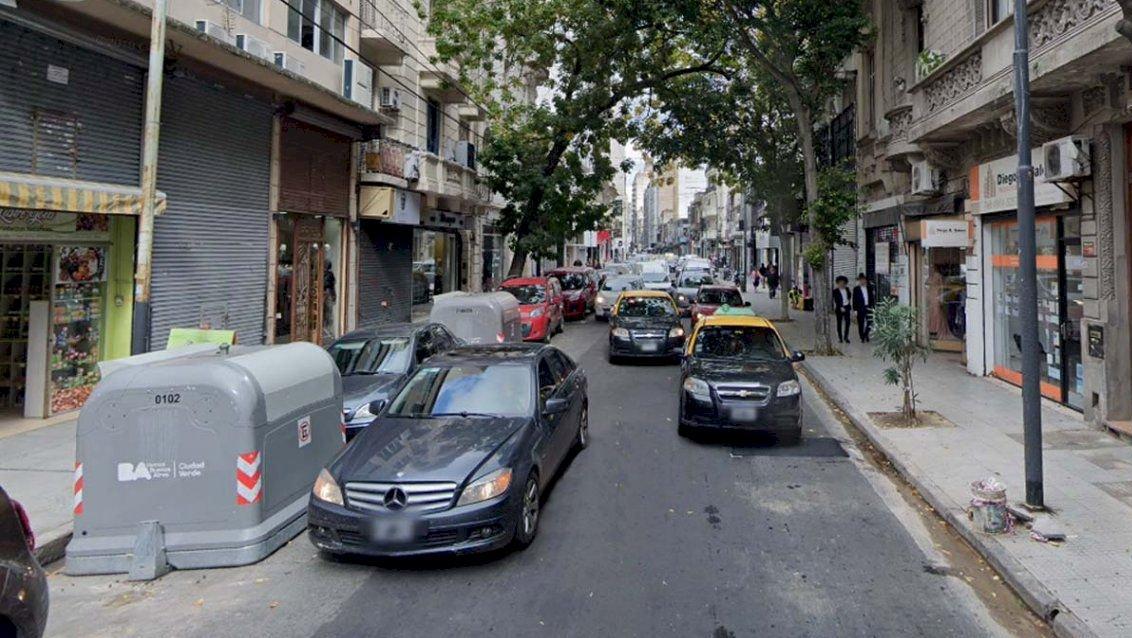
512,474,540,549
573,404,589,450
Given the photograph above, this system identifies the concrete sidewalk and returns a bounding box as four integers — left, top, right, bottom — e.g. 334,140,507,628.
749,292,1130,638
0,416,76,564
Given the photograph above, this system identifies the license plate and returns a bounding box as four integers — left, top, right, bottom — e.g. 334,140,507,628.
639,341,660,353
368,517,426,544
730,406,758,422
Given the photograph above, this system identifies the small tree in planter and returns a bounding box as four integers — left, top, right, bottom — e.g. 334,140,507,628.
871,298,931,422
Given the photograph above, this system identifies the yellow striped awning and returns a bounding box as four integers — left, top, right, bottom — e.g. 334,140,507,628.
0,171,167,216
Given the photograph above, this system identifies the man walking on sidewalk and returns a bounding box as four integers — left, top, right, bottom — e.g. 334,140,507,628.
833,275,852,343
766,265,780,299
852,273,874,343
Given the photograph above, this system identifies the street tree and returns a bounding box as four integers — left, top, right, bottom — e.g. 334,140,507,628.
719,0,870,354
802,164,860,291
632,68,803,321
872,298,931,422
426,0,723,277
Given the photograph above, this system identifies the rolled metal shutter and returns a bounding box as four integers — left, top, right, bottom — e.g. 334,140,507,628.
149,74,272,348
0,19,142,182
357,221,412,325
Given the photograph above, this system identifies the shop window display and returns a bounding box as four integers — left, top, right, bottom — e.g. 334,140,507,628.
51,246,106,413
924,247,966,346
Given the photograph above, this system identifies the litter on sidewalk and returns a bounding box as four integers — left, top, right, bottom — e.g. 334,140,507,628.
969,477,1011,534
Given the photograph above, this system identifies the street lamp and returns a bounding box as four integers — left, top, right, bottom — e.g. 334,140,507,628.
1013,0,1044,509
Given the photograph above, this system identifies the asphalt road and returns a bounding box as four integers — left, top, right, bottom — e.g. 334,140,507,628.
47,318,1014,638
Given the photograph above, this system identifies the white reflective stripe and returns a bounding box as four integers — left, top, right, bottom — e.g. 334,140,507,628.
237,480,261,502
237,454,261,475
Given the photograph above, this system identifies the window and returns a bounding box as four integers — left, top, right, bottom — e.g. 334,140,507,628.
537,360,557,402
327,338,412,375
426,99,441,154
916,5,925,53
285,0,345,63
389,365,534,417
692,326,787,360
551,351,576,376
225,0,261,23
989,0,1012,25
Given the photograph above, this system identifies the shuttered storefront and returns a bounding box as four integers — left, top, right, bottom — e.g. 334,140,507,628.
150,74,272,349
280,118,352,216
357,221,413,325
0,18,142,182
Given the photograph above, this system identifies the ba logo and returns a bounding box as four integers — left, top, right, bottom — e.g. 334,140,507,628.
117,462,153,482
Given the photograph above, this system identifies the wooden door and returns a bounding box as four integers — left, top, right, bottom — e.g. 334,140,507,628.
290,217,325,344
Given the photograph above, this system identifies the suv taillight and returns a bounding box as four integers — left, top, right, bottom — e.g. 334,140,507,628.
12,499,34,551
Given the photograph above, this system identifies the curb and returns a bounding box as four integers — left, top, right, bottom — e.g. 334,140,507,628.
800,360,1098,638
35,524,72,566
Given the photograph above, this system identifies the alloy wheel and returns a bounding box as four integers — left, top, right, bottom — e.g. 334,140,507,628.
522,479,540,537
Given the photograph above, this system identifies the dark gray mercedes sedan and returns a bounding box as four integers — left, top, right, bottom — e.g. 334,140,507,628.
309,343,588,558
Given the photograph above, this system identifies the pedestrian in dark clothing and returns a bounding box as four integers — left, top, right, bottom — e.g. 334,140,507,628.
852,273,875,342
833,275,852,343
766,265,780,299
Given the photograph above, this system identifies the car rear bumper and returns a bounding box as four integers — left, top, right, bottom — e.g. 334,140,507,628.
308,491,518,558
563,298,587,318
521,316,551,341
680,392,801,432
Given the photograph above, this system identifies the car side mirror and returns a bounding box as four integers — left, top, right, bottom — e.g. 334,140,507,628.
744,301,751,307
791,351,806,363
543,397,569,415
368,399,387,415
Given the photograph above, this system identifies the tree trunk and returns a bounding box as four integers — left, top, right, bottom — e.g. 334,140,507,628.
507,248,528,279
775,223,793,322
786,93,834,355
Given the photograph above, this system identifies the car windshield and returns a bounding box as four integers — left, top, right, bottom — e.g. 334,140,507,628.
681,273,714,287
641,271,668,283
328,337,412,375
503,284,545,304
617,297,675,318
698,289,743,306
602,277,638,292
387,365,533,418
558,273,588,290
693,326,786,361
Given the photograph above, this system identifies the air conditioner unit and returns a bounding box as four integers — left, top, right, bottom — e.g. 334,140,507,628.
455,141,476,170
910,159,943,196
1041,136,1091,182
343,59,374,107
379,87,402,111
195,20,234,46
273,52,306,76
403,151,421,182
235,34,271,61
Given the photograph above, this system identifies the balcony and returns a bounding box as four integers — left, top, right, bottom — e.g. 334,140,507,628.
417,151,490,213
908,0,1122,146
358,139,410,188
359,0,408,66
418,37,465,103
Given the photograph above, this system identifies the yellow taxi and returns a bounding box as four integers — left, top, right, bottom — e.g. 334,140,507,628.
678,314,805,443
606,289,686,363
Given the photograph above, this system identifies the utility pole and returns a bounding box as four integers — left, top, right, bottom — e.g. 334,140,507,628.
1013,0,1044,508
132,0,168,355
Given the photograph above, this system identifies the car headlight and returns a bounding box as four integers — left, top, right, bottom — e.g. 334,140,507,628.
529,307,544,318
678,294,687,302
596,294,606,304
612,327,630,338
456,467,513,507
683,377,711,401
352,402,374,421
669,326,685,338
777,380,801,397
312,469,344,506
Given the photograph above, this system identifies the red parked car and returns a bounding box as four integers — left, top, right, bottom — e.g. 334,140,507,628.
546,267,596,320
501,277,564,342
690,285,747,323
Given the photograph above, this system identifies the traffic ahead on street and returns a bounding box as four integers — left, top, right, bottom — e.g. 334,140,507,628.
20,255,1051,638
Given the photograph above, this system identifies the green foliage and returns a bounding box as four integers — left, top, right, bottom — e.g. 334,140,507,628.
871,298,931,419
803,164,860,268
915,50,947,80
426,0,724,270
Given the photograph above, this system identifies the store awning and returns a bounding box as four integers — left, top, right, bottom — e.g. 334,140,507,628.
0,172,167,216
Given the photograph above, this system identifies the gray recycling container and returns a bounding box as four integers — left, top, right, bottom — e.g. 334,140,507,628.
66,342,343,576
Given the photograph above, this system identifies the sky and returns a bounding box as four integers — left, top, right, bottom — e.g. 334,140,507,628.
622,140,707,219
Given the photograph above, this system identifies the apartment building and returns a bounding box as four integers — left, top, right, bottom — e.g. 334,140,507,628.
0,0,496,417
855,0,1132,433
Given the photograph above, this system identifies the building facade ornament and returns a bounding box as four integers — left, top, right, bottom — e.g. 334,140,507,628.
1031,0,1116,49
924,53,982,113
997,102,1071,145
1094,130,1116,300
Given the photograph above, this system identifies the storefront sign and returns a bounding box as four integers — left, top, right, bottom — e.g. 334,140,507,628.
359,187,421,225
0,210,110,242
970,150,1074,214
921,220,969,248
1088,324,1104,359
423,210,471,231
875,242,890,275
